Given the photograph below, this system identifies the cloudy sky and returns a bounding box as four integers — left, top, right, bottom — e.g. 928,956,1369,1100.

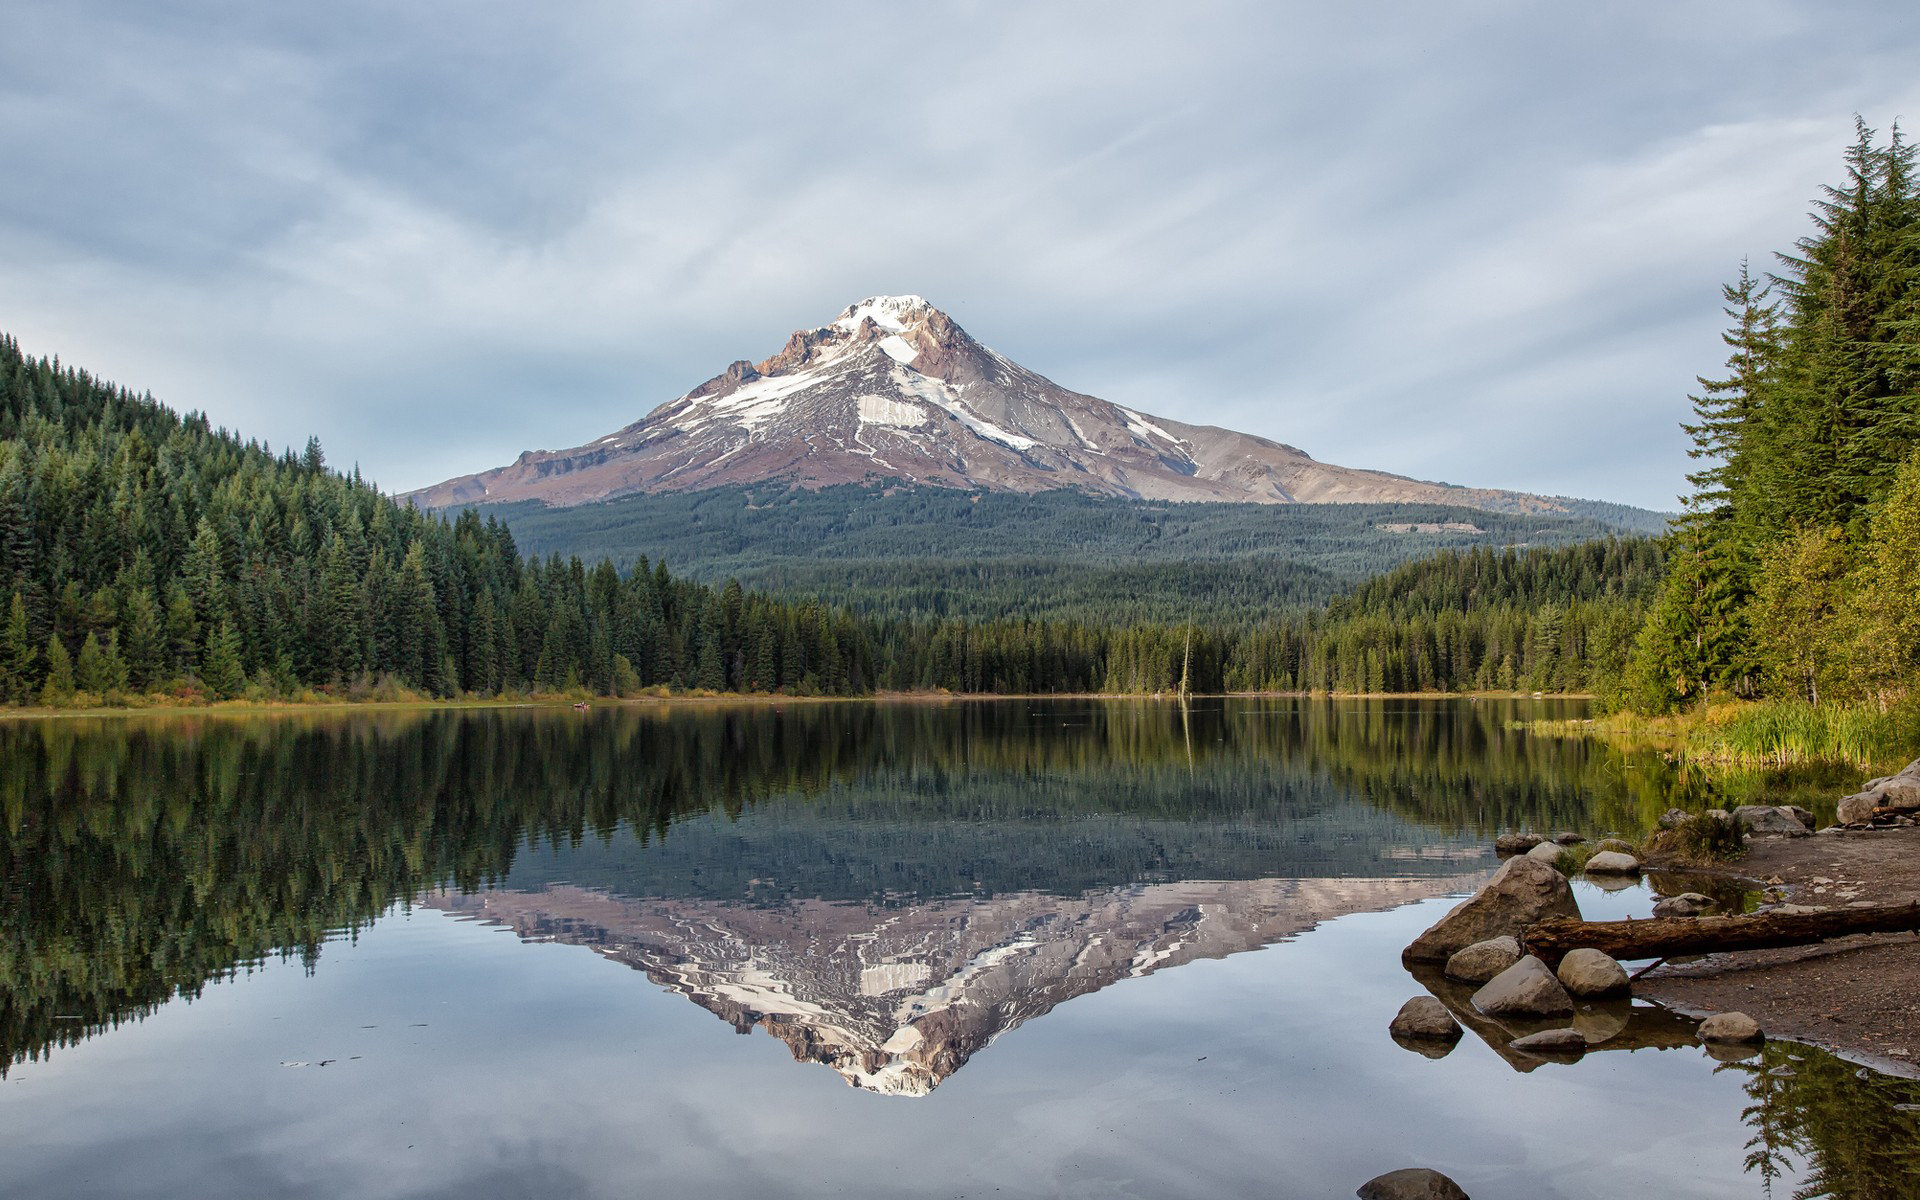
4,2,1918,511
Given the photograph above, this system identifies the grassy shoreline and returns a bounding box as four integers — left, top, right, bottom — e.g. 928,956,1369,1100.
1535,700,1920,772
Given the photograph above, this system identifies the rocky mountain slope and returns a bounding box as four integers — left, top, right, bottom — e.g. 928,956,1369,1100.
406,296,1569,514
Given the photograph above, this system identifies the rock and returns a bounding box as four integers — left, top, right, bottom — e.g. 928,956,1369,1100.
1838,791,1881,825
1766,903,1828,915
1878,777,1920,810
1388,996,1462,1042
1784,805,1816,829
1555,947,1630,997
1583,850,1641,874
1494,832,1544,854
1652,892,1717,918
1896,756,1920,780
1596,837,1636,855
1403,856,1582,963
1526,841,1566,864
1734,805,1813,837
1508,1027,1587,1055
1472,955,1575,1017
1704,808,1730,822
1698,1011,1765,1043
1551,831,1585,845
1657,808,1692,829
1356,1167,1471,1200
1443,935,1521,984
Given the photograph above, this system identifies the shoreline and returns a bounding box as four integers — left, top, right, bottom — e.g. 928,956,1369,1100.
1635,825,1920,1079
0,688,1590,722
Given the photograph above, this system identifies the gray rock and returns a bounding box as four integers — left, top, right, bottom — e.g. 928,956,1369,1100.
1658,807,1692,830
1583,850,1642,874
1784,805,1817,829
1388,996,1462,1041
1494,832,1545,854
1555,947,1630,997
1703,808,1730,822
1838,791,1880,825
1357,1167,1471,1200
1596,837,1636,855
1508,1027,1588,1055
1896,756,1920,780
1734,805,1813,837
1698,1011,1765,1043
1443,935,1521,984
1551,831,1586,845
1652,892,1717,918
1472,955,1575,1017
1526,841,1566,864
1403,856,1582,963
1878,777,1920,810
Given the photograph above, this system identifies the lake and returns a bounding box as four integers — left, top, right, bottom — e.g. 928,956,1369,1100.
2,698,1916,1199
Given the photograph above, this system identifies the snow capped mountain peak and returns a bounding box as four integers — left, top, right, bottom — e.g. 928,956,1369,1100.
834,295,934,333
406,297,1570,516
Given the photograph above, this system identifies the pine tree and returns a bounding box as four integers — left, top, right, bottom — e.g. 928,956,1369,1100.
201,620,245,699
0,591,36,703
39,635,73,706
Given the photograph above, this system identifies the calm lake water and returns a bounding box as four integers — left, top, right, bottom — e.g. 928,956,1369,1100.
2,697,1916,1199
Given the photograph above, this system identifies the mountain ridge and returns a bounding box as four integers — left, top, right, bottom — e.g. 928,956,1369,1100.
405,295,1588,515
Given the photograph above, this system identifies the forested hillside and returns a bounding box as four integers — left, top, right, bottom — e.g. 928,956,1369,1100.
0,331,1659,705
0,334,902,702
472,484,1663,624
1627,119,1920,713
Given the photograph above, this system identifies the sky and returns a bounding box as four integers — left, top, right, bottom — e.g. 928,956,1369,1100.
4,2,1919,512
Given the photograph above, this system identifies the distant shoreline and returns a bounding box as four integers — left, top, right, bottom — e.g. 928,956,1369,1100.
0,689,1594,721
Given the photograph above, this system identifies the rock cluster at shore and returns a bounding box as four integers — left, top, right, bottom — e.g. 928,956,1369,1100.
1839,758,1920,826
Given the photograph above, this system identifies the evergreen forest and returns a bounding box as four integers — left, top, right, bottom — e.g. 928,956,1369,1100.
1625,119,1920,715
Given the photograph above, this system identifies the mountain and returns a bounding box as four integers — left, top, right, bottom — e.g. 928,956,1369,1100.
427,873,1482,1096
406,295,1574,514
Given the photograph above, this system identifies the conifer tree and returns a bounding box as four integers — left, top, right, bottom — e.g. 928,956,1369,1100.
0,591,36,703
39,635,73,706
201,620,245,699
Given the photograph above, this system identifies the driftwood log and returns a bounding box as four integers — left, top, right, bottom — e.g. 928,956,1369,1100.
1522,901,1920,965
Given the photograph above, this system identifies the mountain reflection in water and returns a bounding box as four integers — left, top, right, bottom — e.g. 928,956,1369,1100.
3,695,1680,1081
430,874,1479,1095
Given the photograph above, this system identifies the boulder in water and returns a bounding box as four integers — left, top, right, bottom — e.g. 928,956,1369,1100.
1555,948,1630,997
1698,1011,1765,1043
1443,935,1521,984
1388,996,1461,1042
1583,851,1642,875
1402,857,1581,963
1471,955,1575,1017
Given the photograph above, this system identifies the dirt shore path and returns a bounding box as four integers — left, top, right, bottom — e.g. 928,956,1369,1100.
1638,826,1920,1078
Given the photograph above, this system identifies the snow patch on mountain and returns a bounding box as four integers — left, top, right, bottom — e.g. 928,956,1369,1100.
857,394,929,428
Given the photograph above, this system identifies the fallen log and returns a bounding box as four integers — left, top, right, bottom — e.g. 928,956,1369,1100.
1522,901,1920,965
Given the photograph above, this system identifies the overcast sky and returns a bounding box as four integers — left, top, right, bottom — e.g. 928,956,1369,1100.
5,2,1918,511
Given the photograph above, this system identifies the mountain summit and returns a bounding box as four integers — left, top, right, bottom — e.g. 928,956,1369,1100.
407,296,1562,512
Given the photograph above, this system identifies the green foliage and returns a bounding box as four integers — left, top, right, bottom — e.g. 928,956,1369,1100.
1627,120,1920,714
